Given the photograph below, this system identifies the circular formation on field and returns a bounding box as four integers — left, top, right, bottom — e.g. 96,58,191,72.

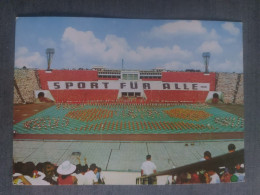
164,108,212,121
13,103,244,135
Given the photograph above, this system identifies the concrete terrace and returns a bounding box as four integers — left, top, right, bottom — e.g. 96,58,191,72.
13,140,244,172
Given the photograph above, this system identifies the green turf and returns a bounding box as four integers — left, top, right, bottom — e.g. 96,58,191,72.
13,103,244,135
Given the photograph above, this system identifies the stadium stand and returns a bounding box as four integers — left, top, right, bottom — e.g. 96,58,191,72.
13,81,23,104
13,69,244,105
14,69,41,103
161,72,215,86
144,72,216,103
216,73,238,104
235,74,244,104
37,70,118,103
50,90,118,102
38,70,99,89
144,90,209,103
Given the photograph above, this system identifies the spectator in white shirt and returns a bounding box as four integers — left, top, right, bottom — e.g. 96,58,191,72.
82,163,99,185
141,155,157,184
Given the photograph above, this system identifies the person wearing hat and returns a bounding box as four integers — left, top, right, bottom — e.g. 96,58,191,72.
57,161,77,185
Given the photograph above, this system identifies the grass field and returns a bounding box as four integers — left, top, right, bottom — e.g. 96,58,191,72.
13,103,244,135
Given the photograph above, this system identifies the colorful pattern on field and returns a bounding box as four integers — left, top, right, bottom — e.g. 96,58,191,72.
13,103,244,135
164,108,212,121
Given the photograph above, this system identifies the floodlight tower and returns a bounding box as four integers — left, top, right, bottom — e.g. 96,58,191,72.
202,52,210,74
46,48,55,71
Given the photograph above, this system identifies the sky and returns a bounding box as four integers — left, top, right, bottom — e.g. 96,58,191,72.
15,17,243,73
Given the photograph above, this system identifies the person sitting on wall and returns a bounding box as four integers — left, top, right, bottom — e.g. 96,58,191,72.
35,92,54,103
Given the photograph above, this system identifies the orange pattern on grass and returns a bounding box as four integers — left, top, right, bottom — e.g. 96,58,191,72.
66,108,114,122
164,108,212,121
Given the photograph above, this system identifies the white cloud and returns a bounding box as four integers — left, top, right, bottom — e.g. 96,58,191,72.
130,45,192,62
208,29,220,40
61,27,192,68
162,61,186,71
15,47,45,68
62,27,106,56
146,21,220,41
213,59,243,73
197,41,223,54
162,60,203,71
190,61,204,70
222,22,240,36
150,20,207,37
223,38,236,44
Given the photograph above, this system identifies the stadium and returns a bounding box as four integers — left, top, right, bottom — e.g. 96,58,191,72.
13,65,244,185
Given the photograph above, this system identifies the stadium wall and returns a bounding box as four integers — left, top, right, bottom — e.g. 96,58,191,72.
13,69,244,104
143,72,216,103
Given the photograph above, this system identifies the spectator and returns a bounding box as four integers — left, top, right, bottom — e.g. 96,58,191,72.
97,167,105,184
35,92,54,103
227,143,244,176
42,162,58,185
228,144,236,153
74,156,88,174
141,154,157,184
13,162,24,175
204,168,220,184
200,151,212,161
190,172,201,184
83,163,99,185
13,162,50,185
73,157,89,185
220,168,232,183
36,162,44,173
176,172,190,184
57,161,77,185
234,164,245,182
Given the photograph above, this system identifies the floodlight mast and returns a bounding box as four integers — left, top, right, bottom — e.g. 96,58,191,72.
202,52,210,74
46,48,55,71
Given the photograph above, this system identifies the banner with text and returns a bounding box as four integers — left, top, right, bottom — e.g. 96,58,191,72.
48,81,210,91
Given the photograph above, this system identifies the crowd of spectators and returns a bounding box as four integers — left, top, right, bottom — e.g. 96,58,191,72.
216,73,244,104
165,144,245,185
235,74,244,104
14,69,40,104
13,157,104,185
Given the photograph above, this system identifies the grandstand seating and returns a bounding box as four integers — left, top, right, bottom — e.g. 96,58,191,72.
216,73,238,104
13,69,244,104
14,69,40,103
235,74,244,104
38,70,99,89
144,90,209,103
162,72,216,90
13,86,23,104
50,90,118,103
37,70,119,103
